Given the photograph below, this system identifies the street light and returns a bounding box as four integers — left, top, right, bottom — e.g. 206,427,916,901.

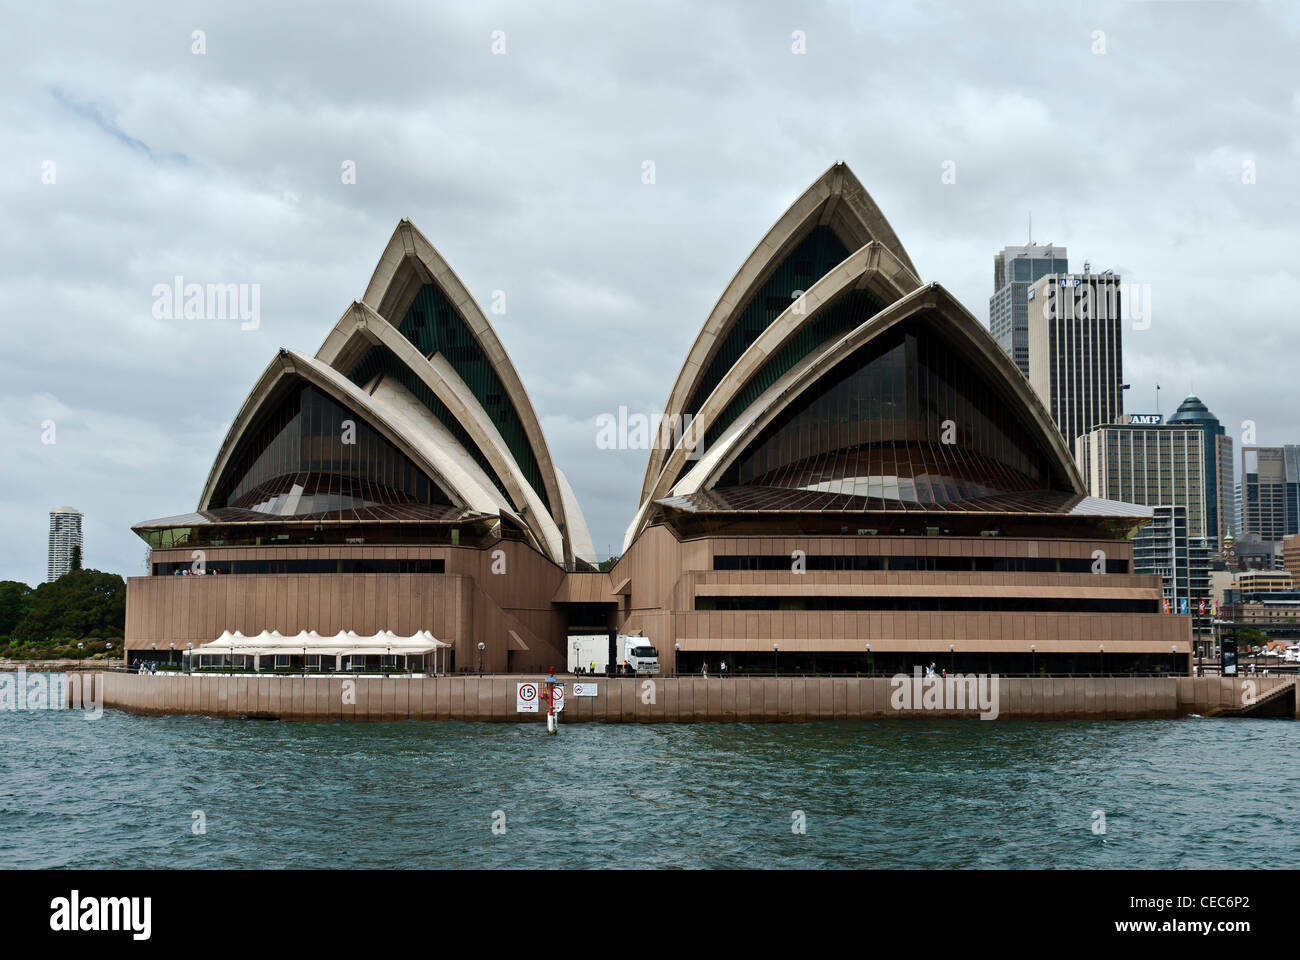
773,642,779,677
169,642,175,669
1031,644,1036,677
1099,643,1104,676
949,642,955,674
1171,644,1178,676
150,642,157,673
477,641,485,677
185,642,193,674
674,642,680,677
865,643,871,676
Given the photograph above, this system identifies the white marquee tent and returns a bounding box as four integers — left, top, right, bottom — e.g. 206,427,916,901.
189,629,450,674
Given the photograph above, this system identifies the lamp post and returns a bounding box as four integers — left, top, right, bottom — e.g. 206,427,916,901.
773,642,779,677
865,643,871,676
169,642,175,669
1099,643,1105,677
302,645,307,677
674,642,680,677
949,642,955,675
1031,644,1036,677
185,642,193,674
386,643,391,678
477,641,485,677
150,642,157,673
1171,644,1178,676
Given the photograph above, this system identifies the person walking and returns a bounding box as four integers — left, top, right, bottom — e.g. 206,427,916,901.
701,661,708,677
720,659,727,676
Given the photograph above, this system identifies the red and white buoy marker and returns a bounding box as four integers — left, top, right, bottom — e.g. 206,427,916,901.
543,666,559,735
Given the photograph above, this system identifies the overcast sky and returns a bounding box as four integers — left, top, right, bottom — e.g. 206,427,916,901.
2,0,1298,584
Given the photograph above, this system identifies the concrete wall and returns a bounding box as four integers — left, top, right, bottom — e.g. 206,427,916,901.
81,673,1295,722
126,540,568,673
611,526,1191,671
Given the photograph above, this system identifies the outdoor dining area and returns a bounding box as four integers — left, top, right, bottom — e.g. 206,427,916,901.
185,629,451,676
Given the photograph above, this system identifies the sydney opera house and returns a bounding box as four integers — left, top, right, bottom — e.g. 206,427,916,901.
126,163,1192,675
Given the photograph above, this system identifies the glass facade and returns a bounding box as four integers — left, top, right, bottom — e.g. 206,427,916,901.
702,286,889,454
685,225,848,420
713,554,1128,573
375,283,550,512
212,383,448,512
153,558,444,576
717,317,1060,501
695,596,1157,613
1166,395,1226,545
347,343,513,506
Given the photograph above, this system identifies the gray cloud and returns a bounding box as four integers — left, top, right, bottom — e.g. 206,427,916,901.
1,0,1297,583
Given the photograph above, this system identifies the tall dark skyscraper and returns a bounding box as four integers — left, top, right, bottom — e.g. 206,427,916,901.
1027,270,1125,454
989,243,1068,378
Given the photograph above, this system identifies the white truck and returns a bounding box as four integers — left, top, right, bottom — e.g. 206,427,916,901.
567,634,660,675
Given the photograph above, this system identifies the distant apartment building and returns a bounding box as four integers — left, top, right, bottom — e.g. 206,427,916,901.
1234,570,1293,593
1133,505,1213,639
989,243,1068,379
1167,394,1232,551
1240,446,1287,540
1076,423,1210,638
1027,271,1124,455
1219,589,1300,640
48,507,84,581
1239,445,1300,541
1283,533,1300,576
1228,532,1284,571
1075,421,1208,540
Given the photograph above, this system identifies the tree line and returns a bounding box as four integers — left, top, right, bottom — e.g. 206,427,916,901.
0,569,126,657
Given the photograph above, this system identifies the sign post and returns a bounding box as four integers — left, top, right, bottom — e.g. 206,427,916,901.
1221,635,1238,678
542,668,561,735
516,682,538,713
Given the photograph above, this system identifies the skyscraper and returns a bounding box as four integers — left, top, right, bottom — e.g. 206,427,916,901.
1166,394,1232,551
1075,422,1211,638
1075,421,1209,540
48,507,84,581
989,243,1068,378
1239,445,1300,541
1027,270,1124,454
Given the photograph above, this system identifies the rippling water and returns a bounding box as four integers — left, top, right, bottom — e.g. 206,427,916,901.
2,674,1296,868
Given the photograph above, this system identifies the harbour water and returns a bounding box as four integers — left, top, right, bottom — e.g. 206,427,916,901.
2,675,1297,869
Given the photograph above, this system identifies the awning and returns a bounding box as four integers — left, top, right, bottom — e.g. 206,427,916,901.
194,629,449,657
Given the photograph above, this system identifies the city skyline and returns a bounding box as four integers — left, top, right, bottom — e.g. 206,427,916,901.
3,1,1298,585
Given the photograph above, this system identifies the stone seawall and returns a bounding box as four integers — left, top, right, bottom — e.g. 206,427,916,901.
74,672,1298,721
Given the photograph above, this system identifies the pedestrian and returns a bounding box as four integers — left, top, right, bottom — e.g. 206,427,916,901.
720,659,727,675
589,660,595,675
701,660,708,677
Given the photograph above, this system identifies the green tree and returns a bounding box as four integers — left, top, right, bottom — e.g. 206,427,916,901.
1233,627,1268,650
10,569,125,643
0,580,33,637
598,555,621,572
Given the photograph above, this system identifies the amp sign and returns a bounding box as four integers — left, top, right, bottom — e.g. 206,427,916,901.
1128,414,1163,425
